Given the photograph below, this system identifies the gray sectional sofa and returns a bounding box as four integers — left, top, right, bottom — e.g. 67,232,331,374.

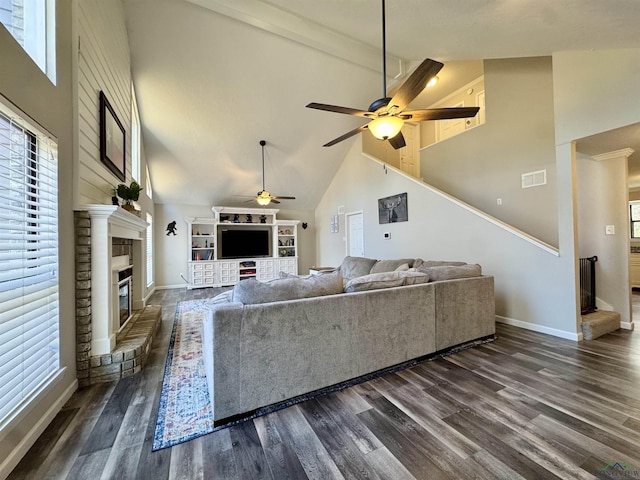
201,256,495,426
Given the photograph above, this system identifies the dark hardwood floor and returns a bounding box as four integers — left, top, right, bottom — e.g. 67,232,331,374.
8,287,640,479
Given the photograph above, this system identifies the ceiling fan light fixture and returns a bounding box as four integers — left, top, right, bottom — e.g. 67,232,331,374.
257,191,271,206
369,115,404,140
426,75,439,88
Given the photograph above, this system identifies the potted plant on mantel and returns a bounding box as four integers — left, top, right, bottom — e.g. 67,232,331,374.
115,181,142,213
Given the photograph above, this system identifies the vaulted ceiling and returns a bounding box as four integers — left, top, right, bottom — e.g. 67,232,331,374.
122,0,640,208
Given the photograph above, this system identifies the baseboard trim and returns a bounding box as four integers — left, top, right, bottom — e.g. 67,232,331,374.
621,321,635,330
155,284,187,291
0,378,77,480
496,315,582,341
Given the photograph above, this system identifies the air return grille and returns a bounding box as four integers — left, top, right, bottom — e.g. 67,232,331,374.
521,169,546,188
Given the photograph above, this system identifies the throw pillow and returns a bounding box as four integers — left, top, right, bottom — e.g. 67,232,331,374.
339,256,378,280
414,258,467,268
207,289,233,305
232,270,344,305
395,263,410,272
370,258,415,274
344,270,429,293
410,264,482,282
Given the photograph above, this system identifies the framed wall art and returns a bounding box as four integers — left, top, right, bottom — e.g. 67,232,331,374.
99,90,126,181
378,192,408,224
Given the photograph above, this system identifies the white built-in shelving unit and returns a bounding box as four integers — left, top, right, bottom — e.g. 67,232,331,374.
185,206,299,289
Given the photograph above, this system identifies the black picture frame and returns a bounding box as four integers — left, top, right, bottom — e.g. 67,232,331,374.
378,192,408,224
99,91,126,181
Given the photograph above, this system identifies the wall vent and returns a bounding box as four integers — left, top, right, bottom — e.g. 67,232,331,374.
521,169,546,189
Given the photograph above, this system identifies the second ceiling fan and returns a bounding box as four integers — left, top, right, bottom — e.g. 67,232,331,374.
306,0,479,150
244,140,295,206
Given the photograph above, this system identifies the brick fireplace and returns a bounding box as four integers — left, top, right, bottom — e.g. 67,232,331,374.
75,205,160,386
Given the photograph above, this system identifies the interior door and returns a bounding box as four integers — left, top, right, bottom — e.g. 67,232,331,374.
346,211,364,257
399,122,420,178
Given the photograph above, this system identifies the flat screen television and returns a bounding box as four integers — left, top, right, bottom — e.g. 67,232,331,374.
218,227,271,259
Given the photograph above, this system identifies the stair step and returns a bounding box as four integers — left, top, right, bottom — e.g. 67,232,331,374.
581,310,620,340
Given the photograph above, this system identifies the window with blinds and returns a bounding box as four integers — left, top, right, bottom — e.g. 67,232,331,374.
0,99,59,425
146,212,153,287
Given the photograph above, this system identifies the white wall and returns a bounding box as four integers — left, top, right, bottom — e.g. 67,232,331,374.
553,48,640,145
0,0,77,476
577,150,631,325
76,0,154,296
154,203,316,288
553,48,640,329
419,57,558,247
316,141,579,338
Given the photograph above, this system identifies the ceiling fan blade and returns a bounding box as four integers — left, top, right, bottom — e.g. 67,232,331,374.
323,124,369,147
388,131,406,150
388,58,444,112
401,106,480,122
306,102,372,118
270,199,281,204
272,196,296,200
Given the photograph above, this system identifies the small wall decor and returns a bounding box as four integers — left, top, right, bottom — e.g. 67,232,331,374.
378,193,408,224
166,221,177,236
302,222,308,229
330,215,339,233
99,91,126,181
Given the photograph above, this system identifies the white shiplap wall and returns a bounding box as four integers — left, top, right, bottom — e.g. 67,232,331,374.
77,0,131,205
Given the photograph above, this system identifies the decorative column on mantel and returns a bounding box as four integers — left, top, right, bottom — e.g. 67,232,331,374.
80,205,148,355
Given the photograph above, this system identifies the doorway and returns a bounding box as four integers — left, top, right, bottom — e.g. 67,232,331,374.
346,211,364,257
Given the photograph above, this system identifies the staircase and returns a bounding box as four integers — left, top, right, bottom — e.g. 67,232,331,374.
581,310,620,340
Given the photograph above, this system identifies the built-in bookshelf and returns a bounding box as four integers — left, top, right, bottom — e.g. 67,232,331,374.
185,207,300,289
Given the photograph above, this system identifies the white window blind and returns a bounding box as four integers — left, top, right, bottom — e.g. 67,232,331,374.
131,83,140,181
0,101,59,425
146,212,153,287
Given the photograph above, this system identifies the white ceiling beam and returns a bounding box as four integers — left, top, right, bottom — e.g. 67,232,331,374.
184,0,406,78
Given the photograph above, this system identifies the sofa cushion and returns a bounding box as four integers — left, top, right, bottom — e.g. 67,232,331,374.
411,263,482,282
370,258,415,274
232,270,344,304
208,289,233,305
344,270,429,293
414,258,467,268
339,256,378,280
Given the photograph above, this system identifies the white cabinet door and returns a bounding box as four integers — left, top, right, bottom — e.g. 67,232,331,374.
216,261,239,285
277,257,298,276
257,259,276,281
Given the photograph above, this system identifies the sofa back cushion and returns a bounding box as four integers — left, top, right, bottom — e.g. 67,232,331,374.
411,263,482,282
344,270,429,293
414,259,467,268
339,256,378,281
369,258,415,274
232,270,344,305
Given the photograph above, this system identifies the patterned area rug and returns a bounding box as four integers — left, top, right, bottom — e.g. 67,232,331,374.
153,299,219,451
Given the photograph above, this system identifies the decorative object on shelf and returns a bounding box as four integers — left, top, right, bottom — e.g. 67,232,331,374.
233,214,240,223
220,215,230,222
116,181,143,213
378,192,408,224
260,215,267,223
99,91,126,181
166,221,177,236
111,196,119,206
246,214,253,223
305,0,478,150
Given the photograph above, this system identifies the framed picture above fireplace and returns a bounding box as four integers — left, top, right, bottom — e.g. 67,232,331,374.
99,91,126,181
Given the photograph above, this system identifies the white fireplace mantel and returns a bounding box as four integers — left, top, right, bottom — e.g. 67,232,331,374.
80,205,149,355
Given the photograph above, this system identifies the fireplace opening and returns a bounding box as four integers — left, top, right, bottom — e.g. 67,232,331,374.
118,266,133,329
